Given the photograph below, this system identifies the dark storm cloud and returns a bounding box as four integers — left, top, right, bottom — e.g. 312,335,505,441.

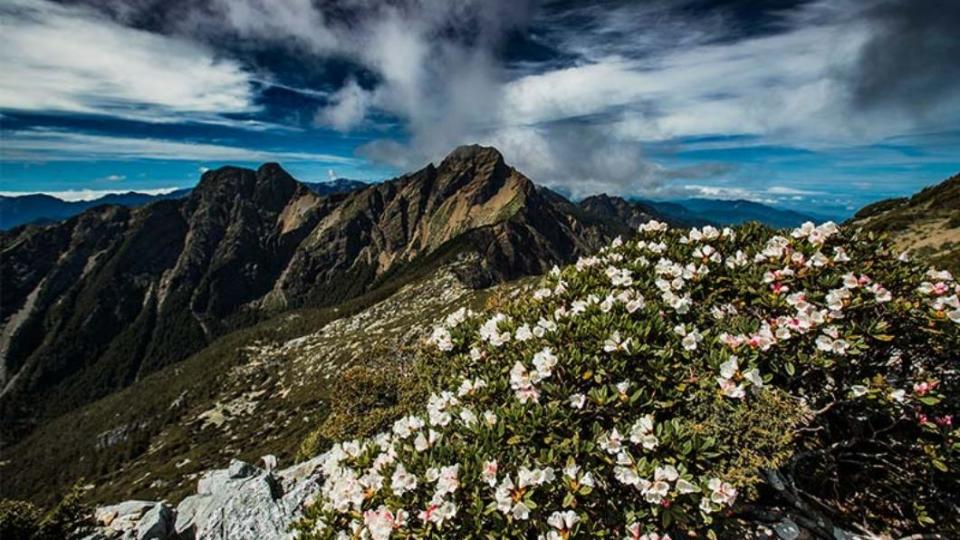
848,0,960,119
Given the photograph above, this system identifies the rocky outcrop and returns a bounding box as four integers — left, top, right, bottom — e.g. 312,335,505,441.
84,456,323,540
84,500,174,540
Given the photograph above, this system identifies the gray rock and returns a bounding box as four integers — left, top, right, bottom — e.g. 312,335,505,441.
91,457,326,540
86,500,173,540
135,503,173,540
173,458,323,540
173,493,206,539
774,518,800,540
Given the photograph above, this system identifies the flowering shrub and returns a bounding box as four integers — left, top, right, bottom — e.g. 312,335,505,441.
294,222,959,538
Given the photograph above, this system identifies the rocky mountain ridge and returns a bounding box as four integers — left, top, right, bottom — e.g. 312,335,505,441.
0,145,623,445
0,179,367,231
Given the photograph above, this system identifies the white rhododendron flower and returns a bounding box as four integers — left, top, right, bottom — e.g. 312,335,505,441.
363,506,407,540
603,331,632,353
546,510,580,536
716,355,762,399
569,393,587,409
428,326,453,351
479,313,511,347
390,463,417,496
629,415,659,450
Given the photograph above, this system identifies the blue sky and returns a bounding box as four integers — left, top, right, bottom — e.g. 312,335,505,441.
1,0,958,217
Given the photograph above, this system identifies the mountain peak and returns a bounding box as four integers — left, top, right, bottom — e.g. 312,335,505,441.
256,162,293,179
189,163,299,210
442,144,504,167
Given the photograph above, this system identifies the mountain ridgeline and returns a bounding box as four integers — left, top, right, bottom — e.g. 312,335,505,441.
0,145,629,442
0,179,367,230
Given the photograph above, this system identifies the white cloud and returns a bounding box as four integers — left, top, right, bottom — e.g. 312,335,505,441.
2,129,358,164
678,185,777,204
0,0,258,124
314,78,374,132
497,6,877,144
351,0,960,195
98,174,126,182
0,187,181,202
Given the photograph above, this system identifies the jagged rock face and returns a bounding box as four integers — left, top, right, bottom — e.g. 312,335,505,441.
0,164,321,439
0,146,625,443
268,145,621,304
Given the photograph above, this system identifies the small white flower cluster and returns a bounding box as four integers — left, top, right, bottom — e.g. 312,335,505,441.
607,265,635,287
603,331,632,353
638,220,669,233
653,258,693,314
427,307,474,351
478,312,511,347
917,270,960,323
625,524,672,540
673,324,704,351
509,347,559,404
543,510,580,539
699,478,738,514
614,462,699,506
494,466,556,520
681,225,727,244
815,325,850,356
628,414,659,450
790,221,839,246
716,355,762,399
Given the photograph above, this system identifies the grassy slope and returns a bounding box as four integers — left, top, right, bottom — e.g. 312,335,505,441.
852,173,960,273
0,245,519,507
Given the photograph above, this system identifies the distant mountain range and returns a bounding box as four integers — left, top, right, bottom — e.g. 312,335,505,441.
2,172,832,232
0,179,368,230
651,198,826,229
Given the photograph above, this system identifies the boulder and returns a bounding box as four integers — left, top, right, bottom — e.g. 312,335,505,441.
136,503,173,539
84,500,173,540
89,456,325,540
174,457,323,540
